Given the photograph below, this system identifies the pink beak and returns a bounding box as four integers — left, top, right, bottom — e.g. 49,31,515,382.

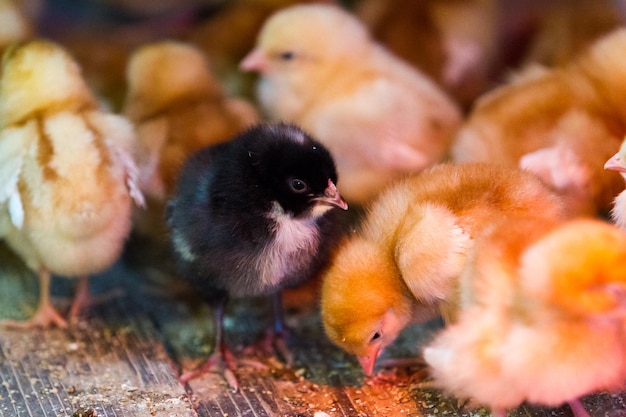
357,344,381,376
240,48,267,72
315,179,348,210
605,153,626,173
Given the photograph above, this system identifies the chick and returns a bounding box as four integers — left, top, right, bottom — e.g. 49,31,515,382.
423,216,626,417
605,137,626,231
451,28,626,217
166,122,348,389
0,0,35,53
123,40,258,241
321,163,566,376
0,40,144,328
240,4,462,205
187,0,337,98
355,0,499,109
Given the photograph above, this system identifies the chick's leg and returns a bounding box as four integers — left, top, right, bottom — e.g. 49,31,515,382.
259,292,294,365
179,302,239,391
1,269,68,329
68,275,90,323
568,399,591,417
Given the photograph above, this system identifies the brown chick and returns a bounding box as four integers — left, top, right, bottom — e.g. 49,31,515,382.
320,162,566,376
123,40,258,241
0,39,144,328
451,27,626,217
240,3,462,206
423,216,626,417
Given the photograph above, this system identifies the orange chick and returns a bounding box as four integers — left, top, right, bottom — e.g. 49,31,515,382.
605,137,626,231
240,3,462,205
320,163,566,375
423,216,626,417
451,28,626,217
123,40,258,240
0,39,144,328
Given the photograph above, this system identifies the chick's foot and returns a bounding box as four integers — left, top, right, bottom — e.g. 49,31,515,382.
1,302,68,329
179,347,239,391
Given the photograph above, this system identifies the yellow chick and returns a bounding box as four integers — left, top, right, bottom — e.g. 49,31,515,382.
123,40,258,240
0,40,144,328
321,163,566,375
423,216,626,417
605,137,626,231
452,28,626,217
240,4,462,205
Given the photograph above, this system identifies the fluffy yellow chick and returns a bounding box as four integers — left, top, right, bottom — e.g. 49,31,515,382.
423,216,626,417
321,163,566,375
123,40,258,240
240,4,462,205
0,40,144,328
452,28,626,217
605,137,626,231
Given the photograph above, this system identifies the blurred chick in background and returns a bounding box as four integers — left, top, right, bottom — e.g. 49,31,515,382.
452,28,626,217
0,40,144,328
355,0,499,109
321,163,566,376
240,3,462,206
511,0,622,70
424,216,626,417
604,137,626,231
187,0,337,99
123,40,258,244
166,123,348,390
0,0,35,51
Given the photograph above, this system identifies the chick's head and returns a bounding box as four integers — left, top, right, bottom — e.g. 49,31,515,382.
237,123,347,218
605,136,626,180
520,219,626,318
240,4,370,83
0,39,96,127
321,236,415,375
124,40,223,120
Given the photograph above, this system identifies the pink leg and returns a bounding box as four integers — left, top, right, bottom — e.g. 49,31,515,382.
568,399,591,417
179,303,239,391
1,269,68,329
68,275,90,324
491,408,507,417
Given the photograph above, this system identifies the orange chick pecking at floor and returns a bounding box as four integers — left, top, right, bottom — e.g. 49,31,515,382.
423,215,626,417
0,39,145,328
320,162,567,376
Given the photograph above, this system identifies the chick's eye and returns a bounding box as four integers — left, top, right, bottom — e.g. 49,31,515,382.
279,51,295,61
289,178,308,193
370,332,381,342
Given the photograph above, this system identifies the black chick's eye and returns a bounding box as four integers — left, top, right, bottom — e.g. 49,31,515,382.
370,332,381,342
279,51,295,61
289,178,308,193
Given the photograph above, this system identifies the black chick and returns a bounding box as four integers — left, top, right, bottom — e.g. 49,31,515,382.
166,122,348,390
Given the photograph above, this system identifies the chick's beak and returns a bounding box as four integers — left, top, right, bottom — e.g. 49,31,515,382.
357,344,381,376
240,48,267,72
605,153,626,172
316,179,348,210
